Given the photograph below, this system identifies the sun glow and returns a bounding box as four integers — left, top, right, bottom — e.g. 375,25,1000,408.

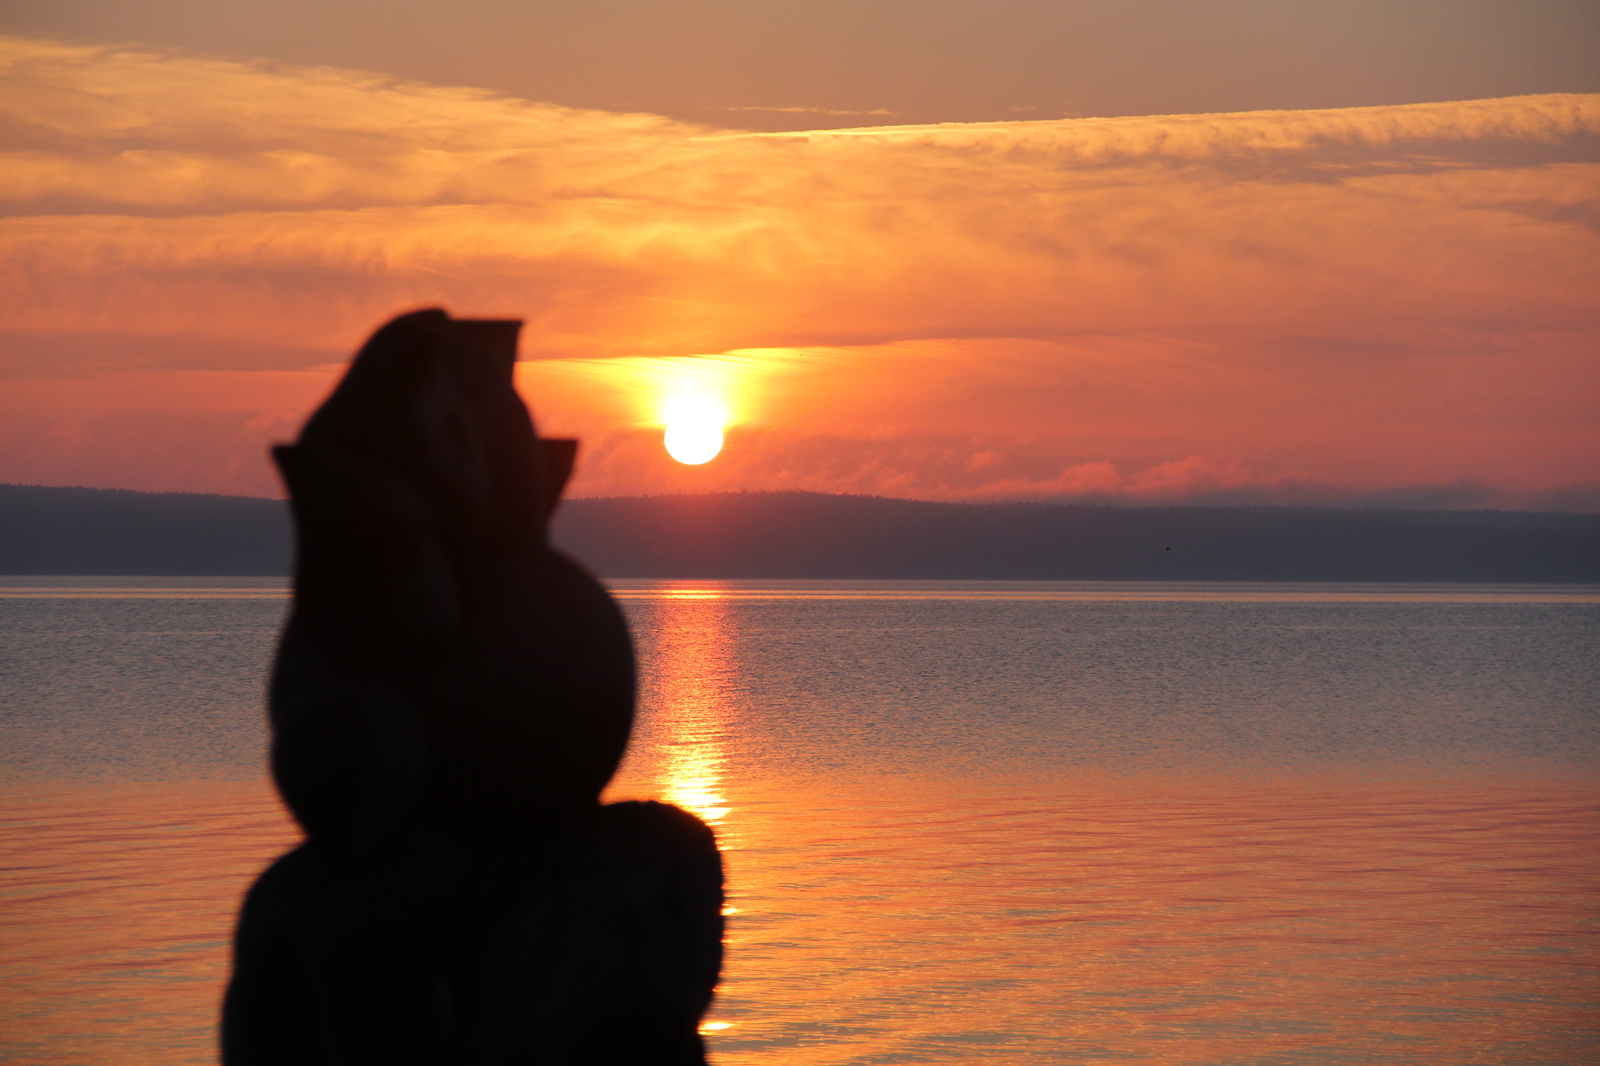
661,393,728,465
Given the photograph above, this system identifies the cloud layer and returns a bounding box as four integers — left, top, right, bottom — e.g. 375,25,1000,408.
2,35,1596,506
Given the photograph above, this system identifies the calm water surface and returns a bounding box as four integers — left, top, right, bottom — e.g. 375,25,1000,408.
2,578,1597,1064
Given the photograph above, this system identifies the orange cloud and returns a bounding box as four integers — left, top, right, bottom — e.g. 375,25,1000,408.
1,35,1596,507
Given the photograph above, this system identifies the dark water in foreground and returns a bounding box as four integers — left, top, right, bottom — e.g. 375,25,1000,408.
2,578,1597,1064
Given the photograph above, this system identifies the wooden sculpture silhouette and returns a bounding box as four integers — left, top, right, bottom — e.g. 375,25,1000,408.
222,310,723,1065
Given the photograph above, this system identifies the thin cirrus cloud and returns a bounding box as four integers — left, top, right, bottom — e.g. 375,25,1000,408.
713,106,899,116
0,34,1596,508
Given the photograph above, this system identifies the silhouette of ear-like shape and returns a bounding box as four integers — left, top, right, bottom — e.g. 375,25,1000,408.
267,309,635,849
228,310,721,1066
540,438,579,518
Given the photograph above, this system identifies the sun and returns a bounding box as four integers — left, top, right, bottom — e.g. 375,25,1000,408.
664,419,723,465
662,393,727,465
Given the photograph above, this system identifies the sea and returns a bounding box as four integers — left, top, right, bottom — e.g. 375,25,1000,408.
1,576,1596,1065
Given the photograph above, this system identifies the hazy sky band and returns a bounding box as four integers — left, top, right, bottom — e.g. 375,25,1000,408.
5,0,1596,130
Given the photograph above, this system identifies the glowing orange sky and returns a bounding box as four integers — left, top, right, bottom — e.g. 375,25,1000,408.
1,35,1596,508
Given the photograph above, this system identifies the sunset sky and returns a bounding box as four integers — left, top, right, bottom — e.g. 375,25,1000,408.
2,2,1597,508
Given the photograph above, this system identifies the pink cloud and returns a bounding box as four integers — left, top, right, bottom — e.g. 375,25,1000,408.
1,36,1596,508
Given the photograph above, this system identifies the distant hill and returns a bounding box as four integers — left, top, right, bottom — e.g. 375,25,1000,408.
2,483,1597,581
555,493,1600,582
0,484,291,576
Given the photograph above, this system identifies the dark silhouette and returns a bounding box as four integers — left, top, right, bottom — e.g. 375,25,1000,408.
4,484,1597,582
222,311,723,1064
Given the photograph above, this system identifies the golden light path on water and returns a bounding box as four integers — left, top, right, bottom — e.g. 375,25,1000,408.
602,587,741,1038
646,591,735,826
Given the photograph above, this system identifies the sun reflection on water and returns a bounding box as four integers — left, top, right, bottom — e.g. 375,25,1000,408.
662,745,730,825
624,586,740,828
